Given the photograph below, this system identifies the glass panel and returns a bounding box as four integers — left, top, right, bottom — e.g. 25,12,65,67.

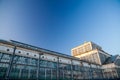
59,63,71,80
0,53,11,63
64,70,71,80
13,56,20,64
73,65,80,71
47,61,57,69
15,56,28,64
52,69,57,79
9,65,20,79
30,58,38,66
20,66,29,79
59,69,64,80
40,60,47,67
0,63,9,78
13,56,38,66
59,63,71,70
73,71,79,79
0,52,2,60
64,65,71,70
39,68,45,80
29,66,37,79
46,68,51,80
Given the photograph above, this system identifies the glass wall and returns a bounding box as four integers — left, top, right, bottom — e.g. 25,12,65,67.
73,64,81,79
0,52,11,79
0,52,108,80
39,60,57,80
9,55,38,79
59,63,71,80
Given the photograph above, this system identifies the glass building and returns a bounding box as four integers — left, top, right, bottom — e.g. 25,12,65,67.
0,39,119,80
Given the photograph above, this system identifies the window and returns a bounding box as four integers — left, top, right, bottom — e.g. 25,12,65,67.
31,58,37,66
40,60,47,67
34,55,36,57
18,51,21,53
26,53,29,55
73,49,77,56
0,54,11,62
42,56,44,58
47,61,57,68
7,49,9,51
78,47,84,54
84,44,91,52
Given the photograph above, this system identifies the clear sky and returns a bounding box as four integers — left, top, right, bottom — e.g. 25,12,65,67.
0,0,120,55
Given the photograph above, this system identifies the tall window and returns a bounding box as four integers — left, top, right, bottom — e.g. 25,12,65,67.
73,49,77,56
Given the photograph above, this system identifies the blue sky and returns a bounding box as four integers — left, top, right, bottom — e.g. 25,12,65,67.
0,0,120,55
